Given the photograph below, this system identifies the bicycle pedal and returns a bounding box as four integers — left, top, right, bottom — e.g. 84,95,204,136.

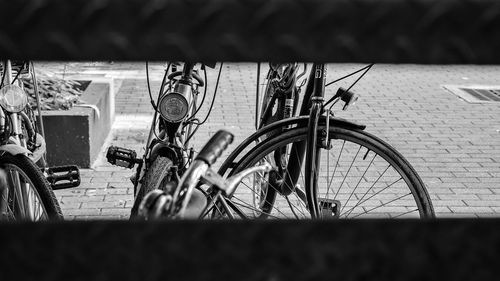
46,165,81,190
318,198,341,219
106,146,141,169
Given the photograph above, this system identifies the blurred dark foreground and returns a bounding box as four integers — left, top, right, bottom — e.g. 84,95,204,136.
0,219,498,281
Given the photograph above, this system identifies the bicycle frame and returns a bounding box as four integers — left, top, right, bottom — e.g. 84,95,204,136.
0,60,45,218
286,63,326,218
133,63,201,196
217,63,333,219
258,63,301,130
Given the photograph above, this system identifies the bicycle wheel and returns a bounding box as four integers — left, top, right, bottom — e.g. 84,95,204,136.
248,65,299,215
130,156,174,217
222,125,434,219
0,153,63,220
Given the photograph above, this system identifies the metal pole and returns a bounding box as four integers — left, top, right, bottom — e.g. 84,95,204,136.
255,63,260,129
31,62,48,168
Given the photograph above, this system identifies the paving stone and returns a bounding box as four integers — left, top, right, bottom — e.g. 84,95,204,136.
449,206,494,213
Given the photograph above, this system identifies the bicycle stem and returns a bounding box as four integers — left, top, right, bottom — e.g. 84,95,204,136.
305,96,323,218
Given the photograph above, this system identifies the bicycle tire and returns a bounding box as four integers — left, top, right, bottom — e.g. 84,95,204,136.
0,153,63,220
221,125,434,219
254,68,282,212
130,156,173,217
250,64,300,215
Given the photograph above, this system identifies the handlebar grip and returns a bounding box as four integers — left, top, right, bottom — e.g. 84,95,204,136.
195,130,234,166
167,71,205,87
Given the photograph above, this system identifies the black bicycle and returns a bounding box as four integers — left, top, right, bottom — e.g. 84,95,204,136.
0,60,67,220
106,62,221,217
212,63,435,219
138,130,275,220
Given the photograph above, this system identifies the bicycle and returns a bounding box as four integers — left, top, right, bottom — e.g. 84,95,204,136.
138,130,274,219
106,62,221,217
0,60,67,220
211,63,435,219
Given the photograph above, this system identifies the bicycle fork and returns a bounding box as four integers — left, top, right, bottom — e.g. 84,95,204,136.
304,96,323,218
277,64,326,218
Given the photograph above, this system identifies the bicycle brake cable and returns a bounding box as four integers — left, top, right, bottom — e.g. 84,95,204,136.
325,63,374,88
321,63,374,148
296,63,308,81
192,62,223,126
323,63,374,108
145,61,157,111
147,62,171,143
186,65,208,123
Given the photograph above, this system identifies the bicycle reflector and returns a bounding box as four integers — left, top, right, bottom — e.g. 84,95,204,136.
158,92,189,123
0,84,28,113
337,87,359,110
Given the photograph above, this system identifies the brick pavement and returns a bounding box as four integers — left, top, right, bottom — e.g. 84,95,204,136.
39,62,500,219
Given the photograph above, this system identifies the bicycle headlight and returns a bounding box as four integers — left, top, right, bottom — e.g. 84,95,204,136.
158,92,189,123
0,84,28,113
336,87,359,111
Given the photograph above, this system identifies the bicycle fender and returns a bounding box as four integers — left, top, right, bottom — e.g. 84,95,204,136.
0,144,31,157
218,115,366,175
260,116,365,138
321,116,366,130
149,142,181,164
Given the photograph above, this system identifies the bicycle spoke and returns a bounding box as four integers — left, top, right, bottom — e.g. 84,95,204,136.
290,190,309,217
3,164,48,221
238,156,309,218
228,120,433,220
8,170,26,217
350,192,412,219
285,196,300,219
343,176,402,218
239,176,278,208
333,145,362,201
22,179,34,219
237,179,294,218
3,186,15,219
291,146,306,194
212,200,227,219
265,163,309,218
32,187,39,219
325,140,345,199
326,145,330,198
230,197,286,219
343,164,391,218
282,155,309,214
340,153,377,214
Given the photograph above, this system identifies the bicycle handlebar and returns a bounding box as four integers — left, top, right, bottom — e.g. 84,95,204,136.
168,71,205,87
167,130,233,218
195,130,234,166
139,129,273,219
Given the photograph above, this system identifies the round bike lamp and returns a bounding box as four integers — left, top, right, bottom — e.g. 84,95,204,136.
339,89,359,110
0,84,28,113
158,92,189,123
